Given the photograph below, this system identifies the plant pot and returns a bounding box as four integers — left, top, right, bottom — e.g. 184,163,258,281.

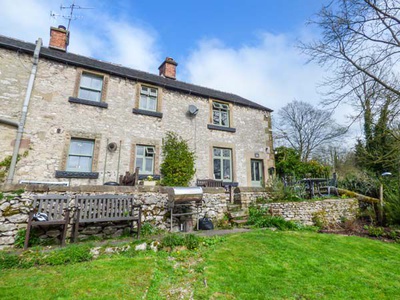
143,181,156,186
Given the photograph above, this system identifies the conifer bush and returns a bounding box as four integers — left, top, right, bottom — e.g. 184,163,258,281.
160,132,195,186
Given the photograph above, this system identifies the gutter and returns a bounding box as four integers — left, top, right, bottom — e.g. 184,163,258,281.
6,38,42,184
0,117,19,128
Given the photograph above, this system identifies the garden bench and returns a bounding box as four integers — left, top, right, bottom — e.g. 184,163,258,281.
196,179,223,187
72,194,142,242
24,195,71,249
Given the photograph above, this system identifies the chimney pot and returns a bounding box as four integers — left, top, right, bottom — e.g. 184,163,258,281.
158,57,178,80
49,25,69,52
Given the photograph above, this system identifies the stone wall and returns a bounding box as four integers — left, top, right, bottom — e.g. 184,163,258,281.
0,185,232,249
263,199,360,226
0,47,274,187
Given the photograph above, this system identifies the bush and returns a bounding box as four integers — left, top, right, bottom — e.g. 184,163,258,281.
364,225,385,237
14,229,40,248
160,132,196,186
312,210,329,229
338,172,379,198
140,223,163,237
247,205,301,230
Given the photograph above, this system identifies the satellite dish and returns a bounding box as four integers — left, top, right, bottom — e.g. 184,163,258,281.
188,105,199,116
107,142,118,152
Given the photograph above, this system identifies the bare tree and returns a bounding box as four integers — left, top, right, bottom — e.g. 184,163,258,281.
275,100,346,161
301,0,400,106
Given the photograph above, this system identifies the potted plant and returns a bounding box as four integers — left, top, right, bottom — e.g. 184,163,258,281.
143,175,156,186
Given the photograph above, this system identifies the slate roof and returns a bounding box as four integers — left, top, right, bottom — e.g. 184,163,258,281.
0,35,272,112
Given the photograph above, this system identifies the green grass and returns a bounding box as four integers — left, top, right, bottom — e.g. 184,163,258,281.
1,231,400,299
195,231,400,299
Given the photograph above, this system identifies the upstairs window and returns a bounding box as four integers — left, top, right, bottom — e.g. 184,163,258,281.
213,147,232,181
212,102,230,127
136,145,155,175
140,86,158,112
78,73,103,102
66,139,94,172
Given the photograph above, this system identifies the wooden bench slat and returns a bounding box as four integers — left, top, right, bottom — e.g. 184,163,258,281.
73,194,141,242
24,195,71,249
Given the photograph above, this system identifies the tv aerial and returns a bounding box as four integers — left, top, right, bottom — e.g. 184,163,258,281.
50,1,93,31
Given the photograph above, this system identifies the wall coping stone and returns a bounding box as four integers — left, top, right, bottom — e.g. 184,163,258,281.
1,184,239,194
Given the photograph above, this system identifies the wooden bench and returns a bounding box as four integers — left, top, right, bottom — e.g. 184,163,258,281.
24,195,71,249
72,194,142,242
196,179,223,187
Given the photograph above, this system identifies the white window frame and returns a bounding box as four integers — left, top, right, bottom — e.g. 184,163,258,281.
66,139,95,172
78,72,103,102
213,147,232,181
135,145,155,175
212,102,230,127
139,86,158,112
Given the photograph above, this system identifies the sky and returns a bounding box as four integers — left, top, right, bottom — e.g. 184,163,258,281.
1,0,357,136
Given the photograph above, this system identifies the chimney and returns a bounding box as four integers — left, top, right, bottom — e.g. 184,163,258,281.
49,25,69,52
158,57,178,80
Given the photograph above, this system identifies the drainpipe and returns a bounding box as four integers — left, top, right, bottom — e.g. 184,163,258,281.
6,38,42,185
0,118,19,128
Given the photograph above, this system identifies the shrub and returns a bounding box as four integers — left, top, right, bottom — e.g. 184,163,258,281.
247,205,301,230
184,234,201,250
160,233,185,249
160,132,196,186
312,210,329,229
14,229,40,248
268,178,305,201
364,225,385,237
140,222,163,237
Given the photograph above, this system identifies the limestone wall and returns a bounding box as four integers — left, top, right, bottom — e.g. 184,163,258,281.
263,199,360,226
0,47,273,186
0,186,232,249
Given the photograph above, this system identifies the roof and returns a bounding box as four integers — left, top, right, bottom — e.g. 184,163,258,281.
0,35,272,112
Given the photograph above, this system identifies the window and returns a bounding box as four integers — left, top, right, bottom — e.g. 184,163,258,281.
212,102,230,127
66,139,95,172
78,73,103,102
140,86,158,111
213,147,232,181
136,145,155,175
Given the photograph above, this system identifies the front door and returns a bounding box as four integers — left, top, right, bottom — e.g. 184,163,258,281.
251,159,264,187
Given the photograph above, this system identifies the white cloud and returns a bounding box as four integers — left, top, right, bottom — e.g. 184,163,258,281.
0,0,161,73
183,33,332,113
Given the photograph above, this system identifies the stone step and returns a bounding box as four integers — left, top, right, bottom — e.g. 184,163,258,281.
227,204,241,212
229,210,248,218
231,219,248,225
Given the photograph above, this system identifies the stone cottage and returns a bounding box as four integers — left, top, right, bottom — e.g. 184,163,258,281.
0,26,274,187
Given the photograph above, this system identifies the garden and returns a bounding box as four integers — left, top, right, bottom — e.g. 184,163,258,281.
1,228,399,299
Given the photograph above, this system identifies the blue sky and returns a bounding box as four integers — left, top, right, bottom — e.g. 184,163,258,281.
2,0,355,131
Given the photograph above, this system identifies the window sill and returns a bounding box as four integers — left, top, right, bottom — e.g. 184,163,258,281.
132,108,163,118
55,171,99,179
69,97,108,108
207,124,236,133
138,174,161,180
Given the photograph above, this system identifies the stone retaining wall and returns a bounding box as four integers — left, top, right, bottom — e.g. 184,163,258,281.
0,185,235,249
263,198,360,226
0,184,364,249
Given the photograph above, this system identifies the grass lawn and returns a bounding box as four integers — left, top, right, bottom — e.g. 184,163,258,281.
1,230,400,299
